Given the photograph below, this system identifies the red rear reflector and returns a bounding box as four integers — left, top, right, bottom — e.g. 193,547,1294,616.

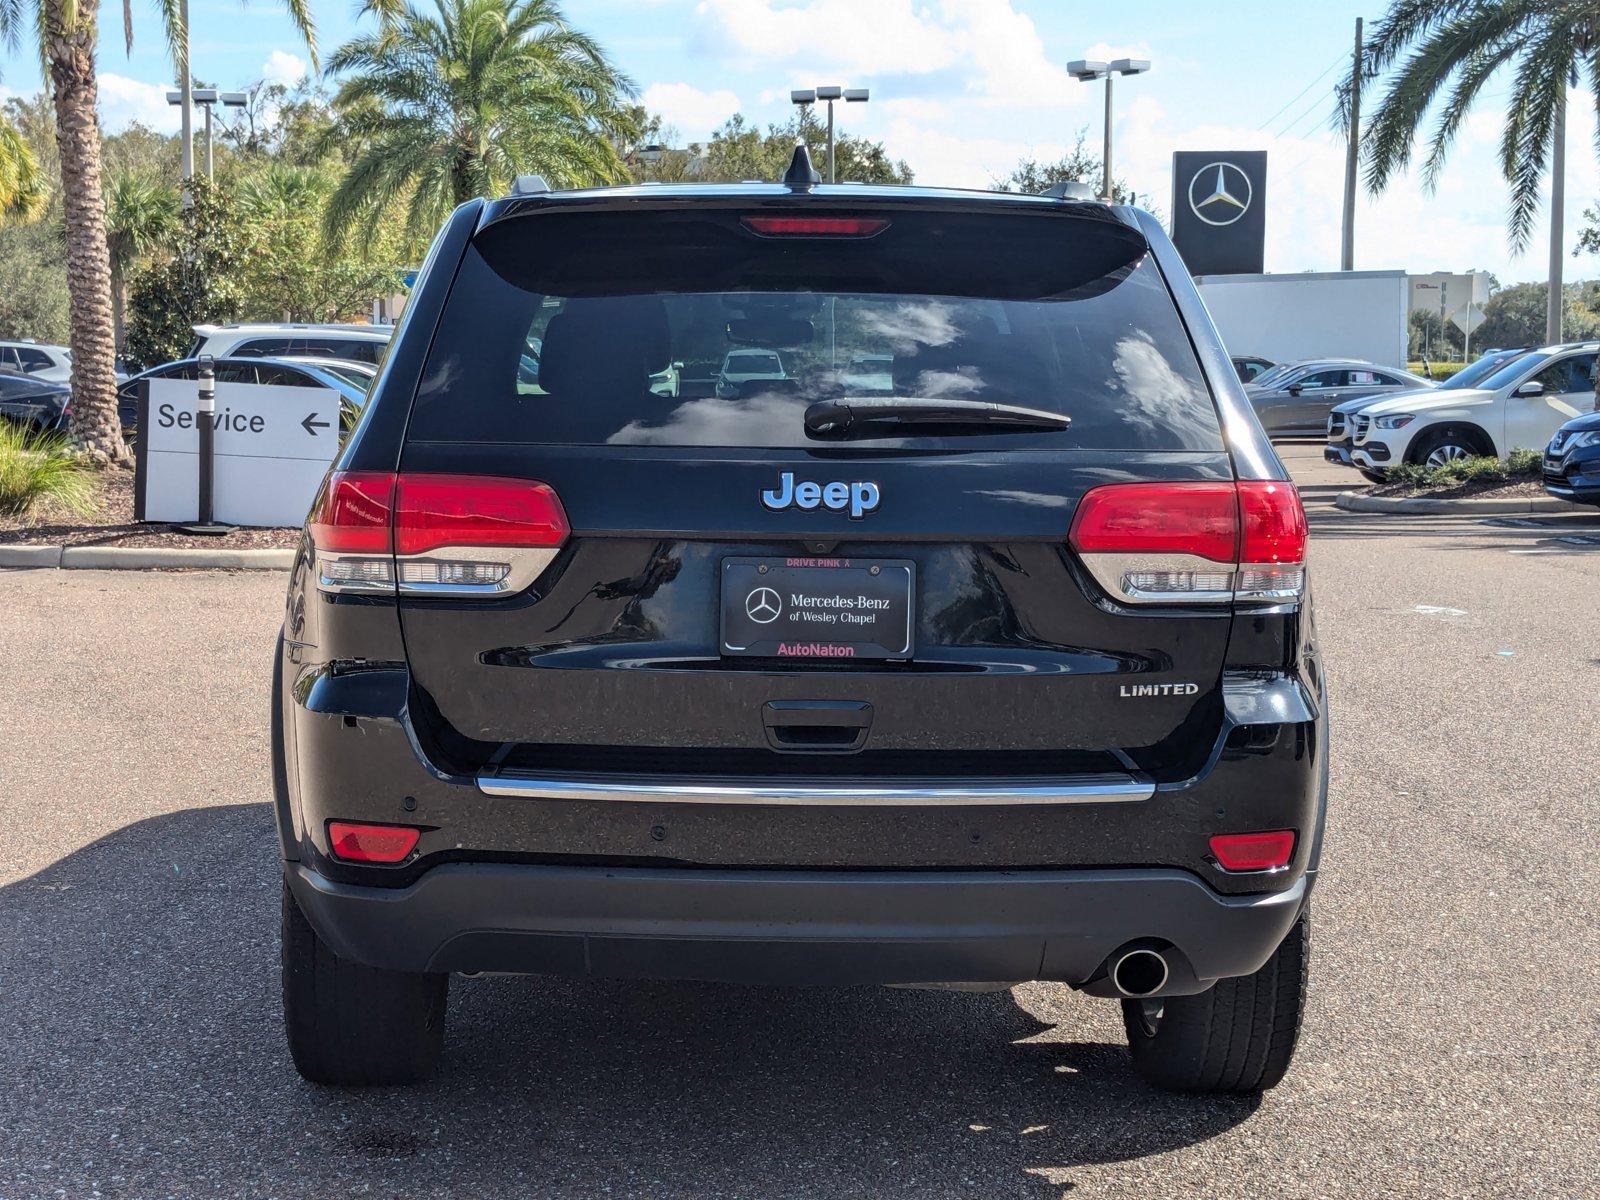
328,821,421,864
309,472,394,553
1210,830,1296,872
393,474,570,556
1068,482,1239,563
740,216,889,237
1237,480,1308,564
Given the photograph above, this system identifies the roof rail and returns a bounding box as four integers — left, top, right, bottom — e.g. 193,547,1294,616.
1041,180,1097,201
510,175,551,197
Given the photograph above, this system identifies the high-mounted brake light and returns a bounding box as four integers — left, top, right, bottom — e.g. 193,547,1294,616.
328,820,421,864
1209,830,1296,872
308,471,569,597
740,216,889,237
1067,480,1307,605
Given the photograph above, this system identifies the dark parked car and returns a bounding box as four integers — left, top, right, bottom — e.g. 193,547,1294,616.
1247,358,1431,437
1324,347,1533,480
118,356,370,440
1543,409,1600,505
1230,354,1274,383
0,371,70,431
274,155,1325,1095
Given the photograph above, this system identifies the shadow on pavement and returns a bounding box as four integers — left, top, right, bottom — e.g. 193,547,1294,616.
0,804,1262,1197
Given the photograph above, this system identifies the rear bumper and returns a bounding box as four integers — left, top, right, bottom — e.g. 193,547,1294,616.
287,860,1309,994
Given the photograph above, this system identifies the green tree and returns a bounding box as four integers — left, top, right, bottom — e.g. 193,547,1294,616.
0,116,45,221
1471,280,1600,350
324,0,637,248
0,220,70,342
993,131,1134,202
235,164,402,321
123,177,249,369
0,0,316,465
642,110,911,185
1354,1,1599,252
105,173,180,355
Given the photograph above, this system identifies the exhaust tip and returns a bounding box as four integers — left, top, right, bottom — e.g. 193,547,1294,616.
1111,947,1170,998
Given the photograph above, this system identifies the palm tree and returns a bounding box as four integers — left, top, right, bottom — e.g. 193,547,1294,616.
1353,1,1598,344
0,1,315,465
324,0,637,248
0,117,45,221
105,174,179,355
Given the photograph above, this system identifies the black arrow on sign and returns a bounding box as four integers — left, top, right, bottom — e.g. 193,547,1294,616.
302,412,332,436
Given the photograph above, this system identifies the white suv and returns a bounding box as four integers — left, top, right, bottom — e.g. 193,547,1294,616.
189,323,392,366
0,340,72,383
1350,342,1599,471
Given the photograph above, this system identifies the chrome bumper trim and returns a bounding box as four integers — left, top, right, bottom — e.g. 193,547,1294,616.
475,770,1154,807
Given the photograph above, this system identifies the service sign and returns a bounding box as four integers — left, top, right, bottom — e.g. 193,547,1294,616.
137,378,342,527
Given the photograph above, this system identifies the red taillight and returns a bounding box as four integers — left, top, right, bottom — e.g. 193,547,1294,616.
308,472,568,596
1068,482,1238,563
393,474,568,555
1067,480,1307,605
1237,480,1308,564
740,215,889,237
1209,830,1296,872
309,471,394,553
328,820,421,864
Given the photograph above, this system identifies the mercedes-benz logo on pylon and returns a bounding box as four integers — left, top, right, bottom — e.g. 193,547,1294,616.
1187,161,1253,227
745,586,782,624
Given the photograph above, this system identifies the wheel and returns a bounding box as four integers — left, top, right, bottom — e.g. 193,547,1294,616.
1121,909,1308,1093
1359,469,1387,484
1410,425,1483,468
281,881,448,1085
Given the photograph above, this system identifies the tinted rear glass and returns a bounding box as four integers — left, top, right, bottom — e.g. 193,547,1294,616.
408,207,1223,451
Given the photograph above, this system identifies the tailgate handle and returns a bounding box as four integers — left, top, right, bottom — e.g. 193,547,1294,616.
762,700,872,753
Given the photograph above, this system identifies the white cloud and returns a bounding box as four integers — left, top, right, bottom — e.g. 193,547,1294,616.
98,74,180,133
691,0,1086,109
260,50,308,87
640,82,741,137
693,0,956,77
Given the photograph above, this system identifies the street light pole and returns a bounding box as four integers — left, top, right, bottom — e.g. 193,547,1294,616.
1067,58,1150,202
1101,72,1114,202
791,86,869,184
170,89,249,181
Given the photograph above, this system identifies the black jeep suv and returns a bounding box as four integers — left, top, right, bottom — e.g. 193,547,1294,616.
274,155,1326,1093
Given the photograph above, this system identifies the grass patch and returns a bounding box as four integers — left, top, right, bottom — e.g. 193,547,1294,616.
0,422,97,520
1383,449,1542,490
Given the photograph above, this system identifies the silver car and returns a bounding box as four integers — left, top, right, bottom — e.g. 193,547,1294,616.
1246,358,1433,438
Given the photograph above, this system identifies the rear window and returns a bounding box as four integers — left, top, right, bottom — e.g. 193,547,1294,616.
408,207,1223,451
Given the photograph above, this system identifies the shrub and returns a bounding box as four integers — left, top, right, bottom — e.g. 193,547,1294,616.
1382,450,1541,491
0,422,96,518
1505,447,1543,476
1407,361,1468,381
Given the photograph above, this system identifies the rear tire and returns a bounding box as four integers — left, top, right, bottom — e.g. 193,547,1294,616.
1121,909,1308,1093
281,881,448,1086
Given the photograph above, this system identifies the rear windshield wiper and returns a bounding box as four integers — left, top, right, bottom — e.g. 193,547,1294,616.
803,397,1072,440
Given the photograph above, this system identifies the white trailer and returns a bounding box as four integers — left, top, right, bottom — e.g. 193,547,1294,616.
1193,270,1410,369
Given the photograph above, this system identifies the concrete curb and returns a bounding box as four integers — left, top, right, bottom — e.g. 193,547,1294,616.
0,544,64,568
1,544,294,570
1335,490,1591,516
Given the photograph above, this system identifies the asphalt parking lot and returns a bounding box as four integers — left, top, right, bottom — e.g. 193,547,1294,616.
2,443,1598,1199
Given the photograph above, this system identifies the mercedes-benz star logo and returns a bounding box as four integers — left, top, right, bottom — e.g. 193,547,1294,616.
745,586,782,624
1188,161,1253,227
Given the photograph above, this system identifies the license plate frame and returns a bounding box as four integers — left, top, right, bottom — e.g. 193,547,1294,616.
720,556,915,660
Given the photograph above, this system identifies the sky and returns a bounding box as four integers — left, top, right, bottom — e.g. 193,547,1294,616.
0,0,1594,285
